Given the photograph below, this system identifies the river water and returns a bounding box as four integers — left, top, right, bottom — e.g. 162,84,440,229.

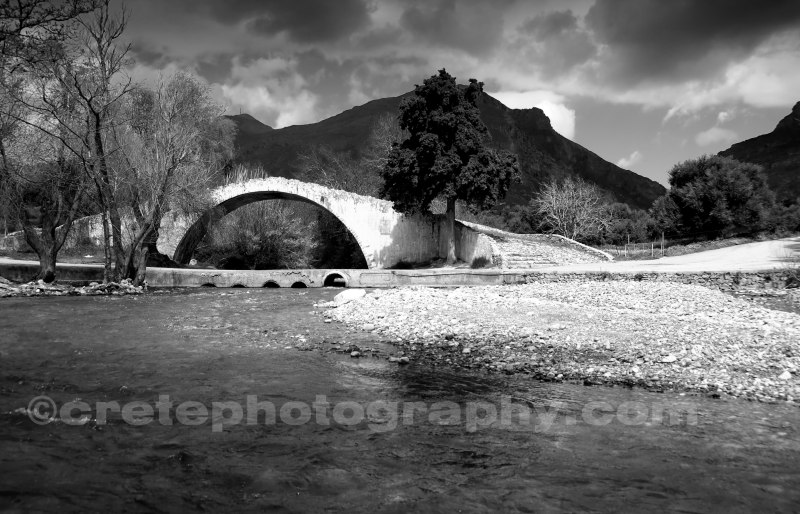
1,288,799,512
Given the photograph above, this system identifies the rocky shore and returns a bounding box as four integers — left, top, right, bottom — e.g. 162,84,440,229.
323,282,800,404
0,277,145,297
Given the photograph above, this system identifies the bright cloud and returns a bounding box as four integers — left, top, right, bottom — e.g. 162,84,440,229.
220,57,320,128
695,126,738,147
616,150,642,169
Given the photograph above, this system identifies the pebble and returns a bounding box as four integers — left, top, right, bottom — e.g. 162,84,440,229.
323,282,800,403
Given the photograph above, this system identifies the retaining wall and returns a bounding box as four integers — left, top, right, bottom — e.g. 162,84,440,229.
522,270,796,290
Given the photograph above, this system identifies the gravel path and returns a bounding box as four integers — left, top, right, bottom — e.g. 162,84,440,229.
541,236,800,272
324,282,800,404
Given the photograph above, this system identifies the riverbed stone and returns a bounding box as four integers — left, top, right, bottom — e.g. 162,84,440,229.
334,289,367,306
324,281,800,403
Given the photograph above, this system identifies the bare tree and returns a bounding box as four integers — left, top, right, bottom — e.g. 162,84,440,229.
200,200,319,270
534,176,614,241
0,0,99,58
0,0,102,280
360,113,404,178
1,0,133,281
296,113,403,197
2,120,87,281
112,72,235,285
296,145,369,194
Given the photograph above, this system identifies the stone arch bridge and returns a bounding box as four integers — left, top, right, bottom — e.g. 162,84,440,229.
0,177,610,270
157,177,455,269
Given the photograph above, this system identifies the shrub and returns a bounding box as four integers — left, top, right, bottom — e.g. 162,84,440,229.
470,256,491,269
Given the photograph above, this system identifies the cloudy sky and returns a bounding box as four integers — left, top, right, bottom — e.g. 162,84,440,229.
121,0,800,186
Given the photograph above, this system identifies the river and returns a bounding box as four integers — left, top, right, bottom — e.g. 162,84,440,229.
1,288,799,512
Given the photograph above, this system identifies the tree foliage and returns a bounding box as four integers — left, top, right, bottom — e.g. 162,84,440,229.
381,69,518,263
664,155,775,238
381,69,518,214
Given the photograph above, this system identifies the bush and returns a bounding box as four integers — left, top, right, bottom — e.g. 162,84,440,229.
470,256,491,268
664,155,775,238
196,200,319,269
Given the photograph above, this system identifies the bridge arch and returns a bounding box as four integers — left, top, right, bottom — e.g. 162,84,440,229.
170,189,370,267
157,177,449,269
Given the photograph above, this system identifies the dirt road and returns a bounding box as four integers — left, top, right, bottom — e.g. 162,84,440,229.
543,237,800,273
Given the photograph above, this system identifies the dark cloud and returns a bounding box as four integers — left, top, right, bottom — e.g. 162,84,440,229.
352,24,405,49
293,50,426,111
586,0,800,84
516,10,596,75
195,54,235,84
520,10,578,40
399,0,505,55
129,42,171,68
245,0,372,43
165,0,372,43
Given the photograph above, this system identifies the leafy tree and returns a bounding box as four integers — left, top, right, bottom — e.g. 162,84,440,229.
649,195,681,237
665,155,775,238
603,202,656,245
381,69,519,264
533,176,614,241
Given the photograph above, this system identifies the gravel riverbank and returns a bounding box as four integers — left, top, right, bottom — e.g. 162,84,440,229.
323,282,800,404
0,277,145,297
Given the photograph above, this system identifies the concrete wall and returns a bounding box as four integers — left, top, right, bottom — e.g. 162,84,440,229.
522,270,796,291
0,212,137,252
437,220,499,266
2,260,795,290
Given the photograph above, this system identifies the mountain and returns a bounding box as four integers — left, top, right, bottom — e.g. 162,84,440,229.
719,101,800,203
226,93,666,210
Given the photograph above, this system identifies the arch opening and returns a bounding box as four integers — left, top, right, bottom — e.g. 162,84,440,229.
290,281,307,288
262,280,280,288
323,273,347,287
200,283,216,287
174,192,369,270
231,284,246,288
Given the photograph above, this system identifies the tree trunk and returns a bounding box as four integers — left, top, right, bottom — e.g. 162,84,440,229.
446,196,457,265
38,250,57,283
20,206,57,283
100,208,112,283
133,242,149,287
109,205,126,281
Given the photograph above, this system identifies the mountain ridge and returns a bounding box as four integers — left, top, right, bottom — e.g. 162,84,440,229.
719,101,800,202
225,93,667,210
